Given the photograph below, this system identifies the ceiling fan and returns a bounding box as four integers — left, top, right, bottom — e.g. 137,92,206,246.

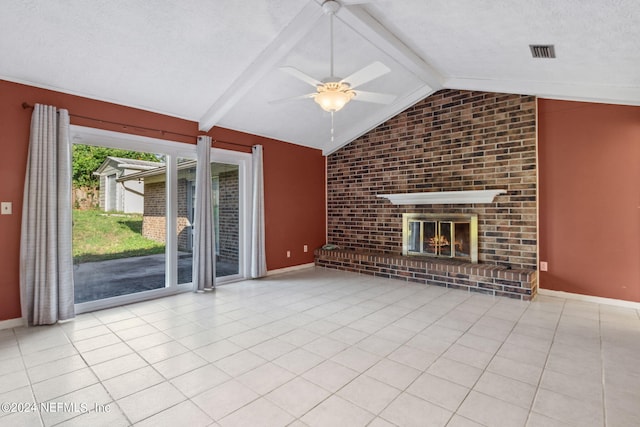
273,0,396,118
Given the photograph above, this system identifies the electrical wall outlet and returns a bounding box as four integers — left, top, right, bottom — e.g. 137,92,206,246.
304,245,308,253
1,202,11,215
540,261,548,271
286,251,291,258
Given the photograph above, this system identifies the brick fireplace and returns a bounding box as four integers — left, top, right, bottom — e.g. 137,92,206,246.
317,89,538,300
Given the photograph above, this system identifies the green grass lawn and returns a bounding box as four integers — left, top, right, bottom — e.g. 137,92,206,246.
73,209,165,263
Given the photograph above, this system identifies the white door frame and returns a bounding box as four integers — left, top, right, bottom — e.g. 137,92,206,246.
210,148,252,283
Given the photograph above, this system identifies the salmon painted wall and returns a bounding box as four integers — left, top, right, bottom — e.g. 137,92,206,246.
0,80,325,321
538,99,640,302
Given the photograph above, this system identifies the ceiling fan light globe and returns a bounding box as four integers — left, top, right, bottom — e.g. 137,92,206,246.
314,83,355,112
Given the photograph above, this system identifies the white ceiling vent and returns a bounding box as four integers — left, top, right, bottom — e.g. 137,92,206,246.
529,44,556,58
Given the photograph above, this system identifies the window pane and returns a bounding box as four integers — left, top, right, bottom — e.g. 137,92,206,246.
214,162,239,277
72,145,166,303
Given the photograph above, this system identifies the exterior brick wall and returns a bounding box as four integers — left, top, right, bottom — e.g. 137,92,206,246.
142,171,240,262
142,181,166,244
143,178,191,251
218,170,239,265
327,89,537,270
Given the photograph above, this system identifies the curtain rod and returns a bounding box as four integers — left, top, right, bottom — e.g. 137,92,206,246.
21,102,253,151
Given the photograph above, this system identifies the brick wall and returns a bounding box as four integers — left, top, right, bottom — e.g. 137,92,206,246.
218,170,239,265
142,181,166,244
142,171,240,262
327,90,537,270
143,178,191,250
316,249,537,300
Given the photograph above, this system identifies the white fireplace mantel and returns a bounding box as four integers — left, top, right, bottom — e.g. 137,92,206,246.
377,189,507,205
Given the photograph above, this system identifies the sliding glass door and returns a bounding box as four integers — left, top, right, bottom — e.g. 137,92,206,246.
70,126,251,313
213,162,240,278
176,160,243,284
73,144,167,303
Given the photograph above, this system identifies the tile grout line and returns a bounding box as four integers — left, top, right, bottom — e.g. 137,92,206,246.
5,270,637,426
443,295,534,426
363,287,502,426
524,296,566,426
599,304,607,427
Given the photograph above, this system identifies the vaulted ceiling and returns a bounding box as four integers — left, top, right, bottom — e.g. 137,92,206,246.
1,0,638,154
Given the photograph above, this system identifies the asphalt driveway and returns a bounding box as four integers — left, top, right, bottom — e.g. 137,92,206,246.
73,253,238,303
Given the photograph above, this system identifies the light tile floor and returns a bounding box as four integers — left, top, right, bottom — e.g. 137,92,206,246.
1,267,639,426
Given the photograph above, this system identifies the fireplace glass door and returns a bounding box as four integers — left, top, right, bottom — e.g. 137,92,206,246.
403,213,478,263
422,221,437,255
454,222,471,258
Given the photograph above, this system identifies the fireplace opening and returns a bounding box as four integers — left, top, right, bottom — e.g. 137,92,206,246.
403,213,478,263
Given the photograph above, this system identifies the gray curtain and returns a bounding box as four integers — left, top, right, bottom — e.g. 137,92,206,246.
192,135,215,291
250,145,267,278
20,104,75,325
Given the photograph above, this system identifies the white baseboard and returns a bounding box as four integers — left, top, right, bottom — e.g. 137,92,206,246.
538,288,640,310
0,317,25,330
267,263,315,277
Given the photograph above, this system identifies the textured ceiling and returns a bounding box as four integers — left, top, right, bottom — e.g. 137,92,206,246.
1,0,638,154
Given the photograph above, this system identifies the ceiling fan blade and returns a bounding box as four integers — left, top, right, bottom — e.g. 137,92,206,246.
269,93,316,105
279,67,322,87
352,90,396,104
341,61,390,89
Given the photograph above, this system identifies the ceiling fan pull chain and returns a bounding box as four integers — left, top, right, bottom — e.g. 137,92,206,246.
331,111,335,143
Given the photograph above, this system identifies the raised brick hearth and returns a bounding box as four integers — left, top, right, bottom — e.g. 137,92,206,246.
316,249,537,300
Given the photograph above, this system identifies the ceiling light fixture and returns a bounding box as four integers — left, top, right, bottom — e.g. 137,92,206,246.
314,81,355,112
